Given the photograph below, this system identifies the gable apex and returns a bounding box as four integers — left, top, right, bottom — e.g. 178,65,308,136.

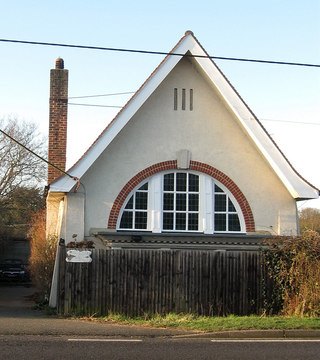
48,32,319,200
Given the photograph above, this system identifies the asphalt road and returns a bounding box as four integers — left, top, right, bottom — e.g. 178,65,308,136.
0,284,190,338
1,335,320,360
1,284,320,360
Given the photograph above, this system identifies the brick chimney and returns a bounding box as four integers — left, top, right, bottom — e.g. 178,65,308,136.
48,58,68,184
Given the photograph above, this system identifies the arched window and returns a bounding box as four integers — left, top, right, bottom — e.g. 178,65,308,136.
119,182,148,230
118,171,244,233
213,184,241,232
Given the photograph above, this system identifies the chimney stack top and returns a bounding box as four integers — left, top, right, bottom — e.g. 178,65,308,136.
55,57,64,69
185,30,194,36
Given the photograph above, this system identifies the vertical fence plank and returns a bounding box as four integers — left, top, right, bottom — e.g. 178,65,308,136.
57,246,66,315
56,248,269,317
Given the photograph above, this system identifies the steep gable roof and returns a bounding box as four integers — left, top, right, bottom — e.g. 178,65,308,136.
49,31,319,200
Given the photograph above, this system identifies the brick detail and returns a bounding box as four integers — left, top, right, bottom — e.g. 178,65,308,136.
189,161,255,232
48,60,69,184
108,160,255,232
108,161,177,229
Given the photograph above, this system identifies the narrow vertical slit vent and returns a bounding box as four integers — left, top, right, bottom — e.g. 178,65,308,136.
174,88,194,111
189,89,193,111
174,88,178,110
182,88,186,110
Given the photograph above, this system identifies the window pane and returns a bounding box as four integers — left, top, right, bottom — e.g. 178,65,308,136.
188,213,198,231
135,192,148,210
163,212,173,230
176,173,187,191
125,195,134,209
215,214,226,231
214,184,224,193
176,193,186,211
138,183,148,191
228,198,236,212
215,194,226,212
164,173,174,191
162,172,201,232
120,211,133,229
135,212,148,229
188,194,199,211
176,212,186,230
188,174,199,192
163,193,174,210
229,214,241,231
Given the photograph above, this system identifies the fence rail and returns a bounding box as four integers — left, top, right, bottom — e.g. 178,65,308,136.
57,248,269,316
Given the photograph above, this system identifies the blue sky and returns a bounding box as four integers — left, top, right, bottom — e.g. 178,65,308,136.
0,0,319,208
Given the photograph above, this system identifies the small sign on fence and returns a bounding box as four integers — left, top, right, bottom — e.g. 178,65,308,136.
66,249,92,263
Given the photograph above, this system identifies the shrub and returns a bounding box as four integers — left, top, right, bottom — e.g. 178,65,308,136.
28,209,57,302
263,231,320,316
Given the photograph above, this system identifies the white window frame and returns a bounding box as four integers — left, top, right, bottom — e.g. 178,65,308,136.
212,180,245,233
117,181,150,231
162,172,201,233
117,171,245,234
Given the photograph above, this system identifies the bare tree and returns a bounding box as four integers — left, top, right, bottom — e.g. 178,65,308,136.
0,117,46,248
299,207,320,234
0,117,46,198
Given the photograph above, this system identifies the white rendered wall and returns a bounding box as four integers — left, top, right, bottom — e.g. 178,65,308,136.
79,57,298,236
60,192,85,244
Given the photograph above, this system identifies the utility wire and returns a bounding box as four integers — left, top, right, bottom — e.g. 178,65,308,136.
68,91,135,99
0,128,78,182
68,102,123,108
0,108,318,191
1,38,319,68
67,100,320,126
68,100,320,126
66,91,320,126
261,118,320,126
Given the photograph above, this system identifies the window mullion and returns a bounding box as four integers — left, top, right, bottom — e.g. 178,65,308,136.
132,193,136,230
202,175,212,234
226,195,229,231
173,173,177,230
186,192,189,231
151,174,161,233
186,175,189,231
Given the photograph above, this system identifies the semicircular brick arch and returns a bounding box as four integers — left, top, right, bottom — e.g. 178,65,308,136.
108,161,177,229
189,161,255,232
108,160,255,232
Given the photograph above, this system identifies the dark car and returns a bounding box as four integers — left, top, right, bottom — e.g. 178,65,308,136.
0,259,29,282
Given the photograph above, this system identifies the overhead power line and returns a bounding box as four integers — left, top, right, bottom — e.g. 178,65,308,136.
68,91,135,99
0,38,319,68
68,100,320,126
261,118,320,126
69,101,320,126
68,102,123,108
0,128,78,182
68,91,134,108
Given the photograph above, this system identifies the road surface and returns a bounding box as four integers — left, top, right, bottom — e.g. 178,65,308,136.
1,335,320,360
1,284,320,359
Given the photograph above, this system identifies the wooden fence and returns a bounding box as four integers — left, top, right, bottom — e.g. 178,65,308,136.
56,248,270,316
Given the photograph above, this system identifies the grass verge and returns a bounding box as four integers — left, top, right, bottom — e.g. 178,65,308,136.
82,313,320,332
